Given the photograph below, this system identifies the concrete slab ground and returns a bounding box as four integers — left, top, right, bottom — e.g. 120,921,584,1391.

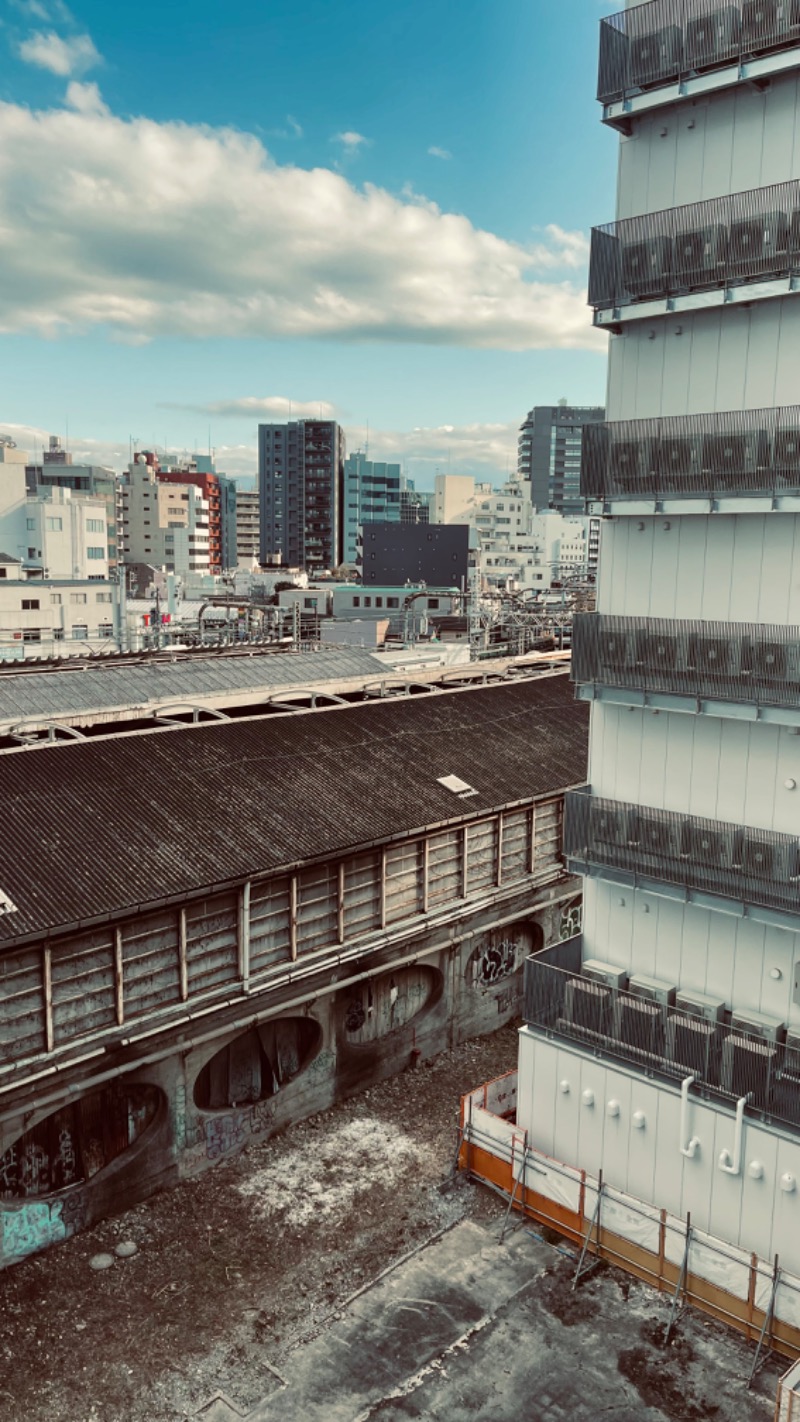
241,1218,777,1422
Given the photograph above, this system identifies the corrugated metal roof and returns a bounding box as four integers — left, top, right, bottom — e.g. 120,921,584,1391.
0,672,588,945
0,647,388,727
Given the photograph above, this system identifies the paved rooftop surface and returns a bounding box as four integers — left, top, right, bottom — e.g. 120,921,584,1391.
0,671,588,944
238,1218,775,1422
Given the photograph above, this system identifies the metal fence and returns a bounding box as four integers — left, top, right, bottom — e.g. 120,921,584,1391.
581,405,800,501
589,180,800,310
564,788,800,917
572,613,800,709
598,0,800,104
524,950,800,1130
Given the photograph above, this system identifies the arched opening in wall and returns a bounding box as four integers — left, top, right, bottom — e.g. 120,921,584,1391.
340,965,442,1046
193,1018,322,1110
0,1084,160,1199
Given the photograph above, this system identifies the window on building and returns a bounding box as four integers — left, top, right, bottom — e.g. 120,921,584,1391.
53,628,64,641
26,518,36,530
70,593,87,605
50,593,62,605
97,623,113,638
22,629,41,642
27,548,36,558
46,517,63,532
352,596,360,607
21,598,40,610
71,625,88,640
304,598,317,610
428,598,440,610
387,597,399,609
86,518,104,533
375,597,383,608
87,547,105,560
0,569,5,579
95,591,112,603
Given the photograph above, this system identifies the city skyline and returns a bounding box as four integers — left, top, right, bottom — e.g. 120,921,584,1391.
0,0,613,482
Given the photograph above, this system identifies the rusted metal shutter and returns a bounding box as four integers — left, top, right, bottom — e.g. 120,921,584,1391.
185,893,238,995
342,852,381,939
502,807,530,884
466,819,498,895
427,829,462,907
50,930,116,1044
249,876,291,975
296,863,338,954
121,908,180,1018
0,946,46,1061
532,797,564,882
385,840,423,924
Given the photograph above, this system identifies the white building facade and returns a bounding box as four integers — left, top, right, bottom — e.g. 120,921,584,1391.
517,0,800,1296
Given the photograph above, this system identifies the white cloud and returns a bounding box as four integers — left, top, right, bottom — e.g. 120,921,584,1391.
333,130,369,150
428,146,452,160
65,80,108,116
0,97,602,352
170,396,338,420
269,114,303,140
18,30,100,76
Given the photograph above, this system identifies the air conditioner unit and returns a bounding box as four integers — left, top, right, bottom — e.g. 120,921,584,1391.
629,972,677,1008
741,0,800,53
564,976,611,1035
589,802,632,847
675,989,726,1024
687,632,736,677
671,224,728,287
613,994,662,1052
666,1012,716,1075
621,236,673,299
773,426,800,486
740,831,799,882
611,439,643,492
583,958,629,991
731,1009,785,1043
741,635,800,683
685,5,741,68
783,1028,800,1080
655,434,699,488
721,1033,777,1107
598,627,631,673
635,628,679,672
680,820,739,869
728,209,790,279
630,24,683,88
634,811,682,859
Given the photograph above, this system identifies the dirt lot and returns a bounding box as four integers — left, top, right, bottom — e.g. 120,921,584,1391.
0,1024,784,1422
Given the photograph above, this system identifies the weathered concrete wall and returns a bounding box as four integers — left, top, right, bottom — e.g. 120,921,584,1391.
0,883,581,1268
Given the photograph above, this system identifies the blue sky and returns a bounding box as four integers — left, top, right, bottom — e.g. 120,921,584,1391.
0,0,615,484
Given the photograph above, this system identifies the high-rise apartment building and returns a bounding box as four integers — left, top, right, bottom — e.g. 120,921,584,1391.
516,0,800,1322
235,489,260,566
258,421,345,572
518,402,605,513
119,453,210,577
342,453,401,565
158,462,222,573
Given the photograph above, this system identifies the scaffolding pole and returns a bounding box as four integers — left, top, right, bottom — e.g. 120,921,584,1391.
573,1170,603,1289
748,1254,781,1388
666,1214,692,1343
499,1130,529,1241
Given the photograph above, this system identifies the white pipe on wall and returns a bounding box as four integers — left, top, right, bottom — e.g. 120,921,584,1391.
719,1095,750,1176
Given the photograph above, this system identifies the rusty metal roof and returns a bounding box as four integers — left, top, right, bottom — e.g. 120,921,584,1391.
0,672,588,945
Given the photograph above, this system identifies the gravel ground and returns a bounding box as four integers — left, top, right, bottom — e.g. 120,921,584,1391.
0,1027,518,1422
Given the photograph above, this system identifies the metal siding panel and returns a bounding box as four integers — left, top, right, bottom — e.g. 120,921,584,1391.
342,852,381,938
50,930,116,1043
121,909,180,1018
0,946,45,1060
296,863,338,954
185,893,238,994
384,841,423,924
427,830,463,907
249,876,291,974
466,820,497,894
500,808,529,884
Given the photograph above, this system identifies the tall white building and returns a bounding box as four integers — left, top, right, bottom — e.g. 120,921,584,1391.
120,453,210,577
514,0,800,1323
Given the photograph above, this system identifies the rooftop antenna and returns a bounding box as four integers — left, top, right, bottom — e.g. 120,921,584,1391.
365,419,369,460
208,425,211,457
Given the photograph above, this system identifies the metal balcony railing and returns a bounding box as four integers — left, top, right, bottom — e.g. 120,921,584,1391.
589,181,800,311
572,613,800,709
581,406,800,501
598,0,800,104
564,789,800,917
524,946,800,1133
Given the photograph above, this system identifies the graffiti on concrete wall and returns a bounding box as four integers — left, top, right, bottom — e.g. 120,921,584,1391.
1,1182,91,1265
203,1096,280,1161
558,897,583,941
474,937,518,986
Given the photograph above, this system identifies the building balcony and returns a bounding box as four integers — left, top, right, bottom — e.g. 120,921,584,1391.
564,787,800,926
572,613,800,728
581,406,800,511
599,0,800,129
589,180,800,326
524,938,800,1135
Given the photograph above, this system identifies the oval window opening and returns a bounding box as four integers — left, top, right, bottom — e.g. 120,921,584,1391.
0,1084,160,1199
194,1018,321,1110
